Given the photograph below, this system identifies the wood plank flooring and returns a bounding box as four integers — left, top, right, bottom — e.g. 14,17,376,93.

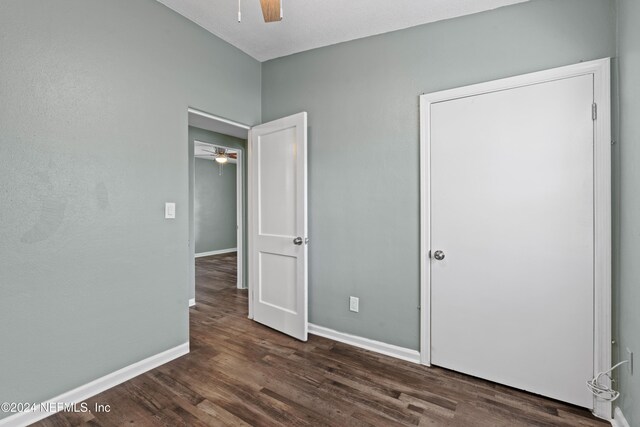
37,253,607,426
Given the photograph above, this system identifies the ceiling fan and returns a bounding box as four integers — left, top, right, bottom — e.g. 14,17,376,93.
259,0,282,22
200,147,238,163
238,0,283,23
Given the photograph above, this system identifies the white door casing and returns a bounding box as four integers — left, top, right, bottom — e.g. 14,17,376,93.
235,149,244,289
248,112,308,341
420,59,611,417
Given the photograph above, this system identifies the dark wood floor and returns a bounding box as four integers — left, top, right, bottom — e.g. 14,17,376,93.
37,253,607,426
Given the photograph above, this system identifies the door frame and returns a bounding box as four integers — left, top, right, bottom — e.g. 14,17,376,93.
193,141,244,289
188,107,251,305
248,127,253,320
419,58,611,418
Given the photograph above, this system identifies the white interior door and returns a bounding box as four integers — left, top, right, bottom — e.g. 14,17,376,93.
249,112,308,341
429,75,595,408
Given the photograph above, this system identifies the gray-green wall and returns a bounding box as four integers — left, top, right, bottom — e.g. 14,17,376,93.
195,159,237,253
262,0,616,350
188,127,248,301
0,0,260,418
615,0,640,423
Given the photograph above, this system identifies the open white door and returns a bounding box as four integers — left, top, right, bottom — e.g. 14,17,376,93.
248,112,308,341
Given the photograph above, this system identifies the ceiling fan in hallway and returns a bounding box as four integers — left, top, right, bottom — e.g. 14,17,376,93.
199,147,237,163
238,0,283,23
198,146,238,175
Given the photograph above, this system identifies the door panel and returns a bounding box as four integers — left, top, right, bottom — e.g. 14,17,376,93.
249,112,308,341
259,252,298,313
258,127,297,237
430,76,594,408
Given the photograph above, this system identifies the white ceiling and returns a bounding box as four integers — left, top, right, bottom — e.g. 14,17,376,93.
158,0,528,62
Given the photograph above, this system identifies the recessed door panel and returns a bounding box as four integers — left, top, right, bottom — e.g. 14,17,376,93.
259,252,298,314
258,127,297,237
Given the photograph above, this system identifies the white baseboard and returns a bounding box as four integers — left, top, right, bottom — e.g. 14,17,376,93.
308,323,420,364
611,407,630,427
195,248,237,258
189,298,196,307
0,343,189,427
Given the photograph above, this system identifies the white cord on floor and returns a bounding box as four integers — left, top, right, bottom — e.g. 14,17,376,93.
586,360,628,402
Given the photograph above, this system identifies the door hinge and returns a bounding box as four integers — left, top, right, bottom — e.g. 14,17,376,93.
592,103,598,121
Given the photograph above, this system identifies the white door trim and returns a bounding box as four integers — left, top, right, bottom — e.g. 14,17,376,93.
194,141,245,290
419,58,612,419
248,129,254,320
188,107,251,131
235,149,244,289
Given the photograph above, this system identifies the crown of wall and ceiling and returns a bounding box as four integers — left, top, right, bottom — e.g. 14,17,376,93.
157,0,529,61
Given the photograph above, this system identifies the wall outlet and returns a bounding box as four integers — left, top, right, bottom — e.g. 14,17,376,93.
627,348,634,375
349,296,359,313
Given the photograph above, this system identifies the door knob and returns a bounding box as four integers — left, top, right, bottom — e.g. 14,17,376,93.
293,237,303,245
433,250,445,261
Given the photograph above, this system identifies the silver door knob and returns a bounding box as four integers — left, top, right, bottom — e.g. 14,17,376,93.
433,250,445,261
293,237,303,245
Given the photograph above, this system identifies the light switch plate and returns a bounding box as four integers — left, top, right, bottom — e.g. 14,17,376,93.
349,296,359,313
165,202,176,219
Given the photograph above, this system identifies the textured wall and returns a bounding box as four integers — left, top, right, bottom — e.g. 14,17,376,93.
195,159,238,254
262,0,616,350
615,0,640,423
0,0,260,416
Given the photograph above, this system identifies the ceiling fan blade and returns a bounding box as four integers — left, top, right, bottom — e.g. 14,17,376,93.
259,0,281,23
198,147,238,159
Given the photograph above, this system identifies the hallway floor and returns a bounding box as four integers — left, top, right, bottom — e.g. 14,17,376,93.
37,253,607,426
